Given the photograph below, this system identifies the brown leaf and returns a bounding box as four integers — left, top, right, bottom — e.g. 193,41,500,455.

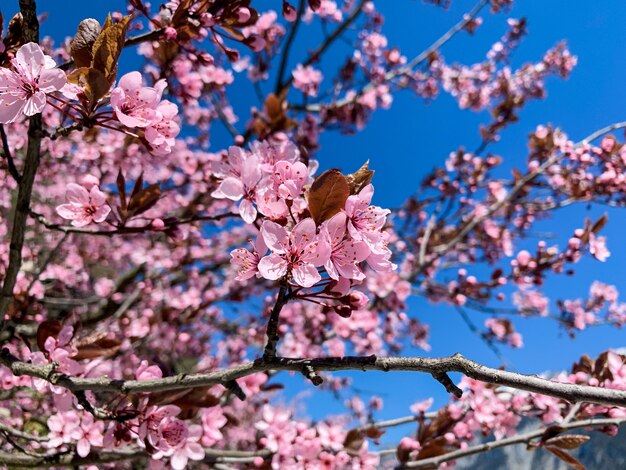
67,67,109,105
128,183,161,217
343,428,365,452
545,446,586,470
544,434,590,450
590,213,608,234
71,18,102,68
363,426,385,440
36,320,63,353
73,332,121,360
416,438,448,460
346,161,374,195
117,170,127,212
91,14,131,87
308,169,350,224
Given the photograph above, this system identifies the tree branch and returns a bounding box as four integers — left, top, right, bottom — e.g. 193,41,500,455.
262,283,290,360
2,350,626,408
0,124,21,182
0,0,43,328
402,417,626,468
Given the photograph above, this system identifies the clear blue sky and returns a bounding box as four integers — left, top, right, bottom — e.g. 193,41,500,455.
13,0,626,446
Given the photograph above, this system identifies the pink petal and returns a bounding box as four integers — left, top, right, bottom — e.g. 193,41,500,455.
170,450,188,470
239,198,257,224
23,92,47,116
89,186,107,206
258,254,288,280
260,221,288,253
117,71,143,92
292,262,321,288
292,218,316,249
185,442,205,460
91,205,111,223
66,183,90,205
76,438,90,457
214,177,244,201
0,96,25,124
38,68,67,93
325,212,347,242
56,204,79,220
15,42,45,81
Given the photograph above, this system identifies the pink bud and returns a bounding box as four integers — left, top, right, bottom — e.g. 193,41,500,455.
151,218,165,230
164,26,177,41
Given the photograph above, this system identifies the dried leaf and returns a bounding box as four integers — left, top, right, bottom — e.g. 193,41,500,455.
71,18,102,68
343,428,365,452
416,438,448,460
91,14,131,87
308,169,350,224
363,426,385,440
73,333,121,360
117,170,127,212
346,160,374,195
545,446,586,470
36,320,63,353
67,67,109,104
128,183,161,217
545,434,590,450
590,213,608,234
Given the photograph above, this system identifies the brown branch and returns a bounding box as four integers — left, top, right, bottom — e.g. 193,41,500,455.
0,124,21,182
0,423,48,443
2,350,626,408
0,448,143,468
274,0,306,94
299,0,488,112
278,0,368,94
402,417,626,468
263,283,290,360
0,0,43,328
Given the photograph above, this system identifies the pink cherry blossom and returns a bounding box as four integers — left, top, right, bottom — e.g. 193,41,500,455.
56,182,111,227
110,71,166,128
0,42,66,123
231,233,268,281
292,64,323,97
145,100,181,155
152,418,204,470
211,147,263,223
589,233,610,262
322,212,370,281
258,218,330,287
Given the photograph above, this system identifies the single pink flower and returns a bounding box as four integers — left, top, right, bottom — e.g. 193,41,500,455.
231,233,268,281
56,182,111,227
0,42,66,123
211,151,263,223
321,212,370,281
110,71,165,128
258,218,330,287
272,160,308,199
292,64,323,97
145,100,180,155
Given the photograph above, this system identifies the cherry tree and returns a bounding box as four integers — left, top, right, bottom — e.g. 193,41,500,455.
0,0,625,468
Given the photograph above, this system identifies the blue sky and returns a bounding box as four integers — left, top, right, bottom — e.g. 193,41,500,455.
12,0,626,446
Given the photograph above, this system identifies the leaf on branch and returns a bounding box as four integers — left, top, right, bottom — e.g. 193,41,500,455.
545,445,586,470
73,332,121,360
36,320,63,352
346,160,374,195
544,434,590,450
590,213,608,234
343,428,365,453
91,14,131,87
127,183,161,217
70,18,102,68
307,169,350,224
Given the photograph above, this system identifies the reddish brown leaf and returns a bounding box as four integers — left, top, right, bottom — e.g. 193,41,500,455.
346,161,374,195
590,213,608,234
363,426,385,440
91,14,131,87
545,446,586,470
36,320,63,353
128,183,161,217
73,333,121,360
545,434,590,450
343,428,364,452
308,169,350,224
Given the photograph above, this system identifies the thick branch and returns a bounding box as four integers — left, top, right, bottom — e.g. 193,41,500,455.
262,283,290,360
2,351,626,408
0,0,43,326
402,417,626,468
